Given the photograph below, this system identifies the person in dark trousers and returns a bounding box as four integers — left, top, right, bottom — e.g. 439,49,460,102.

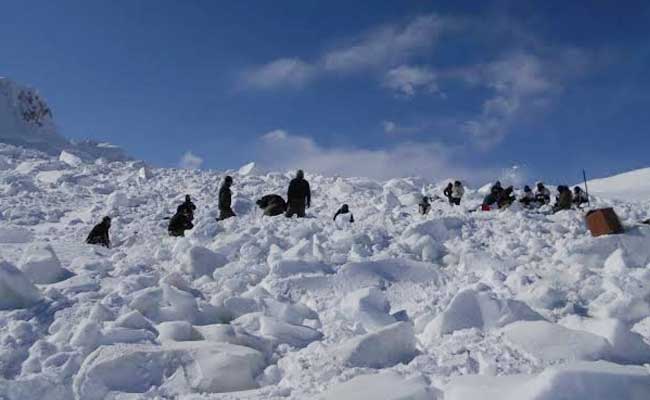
520,185,535,207
491,181,504,196
419,196,431,215
451,181,464,206
218,176,236,221
286,170,311,218
553,185,573,213
443,183,453,205
333,204,354,223
178,194,197,221
256,194,287,217
86,216,111,248
573,186,588,206
168,208,194,237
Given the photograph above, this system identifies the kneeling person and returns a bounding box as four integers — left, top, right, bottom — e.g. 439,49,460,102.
86,216,112,248
257,194,287,217
169,207,194,237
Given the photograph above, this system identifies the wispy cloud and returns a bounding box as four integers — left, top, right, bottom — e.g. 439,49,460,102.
383,65,438,97
255,129,495,184
242,58,316,89
179,151,203,169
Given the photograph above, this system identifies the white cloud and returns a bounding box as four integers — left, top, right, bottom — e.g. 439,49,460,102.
255,129,495,184
322,14,445,72
383,65,438,97
179,151,203,169
243,58,316,89
381,120,397,133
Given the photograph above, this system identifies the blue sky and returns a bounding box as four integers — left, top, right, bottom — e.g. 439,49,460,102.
1,0,649,183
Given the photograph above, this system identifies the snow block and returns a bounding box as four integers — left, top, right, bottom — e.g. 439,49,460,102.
181,246,228,278
0,226,34,243
336,322,417,368
0,260,42,310
502,320,612,363
19,243,71,284
317,371,439,400
269,259,334,278
73,341,266,399
339,287,397,332
445,361,650,400
59,150,83,167
423,288,544,339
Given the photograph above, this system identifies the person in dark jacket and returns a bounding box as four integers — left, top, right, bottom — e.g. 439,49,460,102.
443,183,453,205
535,182,551,205
497,186,516,209
256,194,287,217
217,176,236,221
520,185,535,207
178,194,197,221
168,208,194,237
491,181,504,196
286,170,311,218
86,216,111,248
482,184,503,211
333,204,354,223
419,196,431,215
553,185,573,213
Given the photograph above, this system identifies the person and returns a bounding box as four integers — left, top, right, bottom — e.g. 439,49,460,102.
553,185,573,213
497,186,516,209
168,208,194,237
178,194,197,221
491,181,504,196
451,181,464,206
419,196,431,215
443,183,453,205
86,216,111,248
256,194,287,217
535,182,551,205
573,186,588,206
333,204,354,223
482,189,499,211
286,169,311,218
520,185,535,207
217,176,236,221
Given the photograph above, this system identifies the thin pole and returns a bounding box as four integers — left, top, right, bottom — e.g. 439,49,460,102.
583,169,591,207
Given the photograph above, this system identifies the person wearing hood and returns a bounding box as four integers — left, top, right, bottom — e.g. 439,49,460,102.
553,185,573,213
519,185,535,207
535,182,551,205
256,194,287,217
86,216,111,248
443,183,453,205
286,169,311,218
168,207,194,237
217,176,236,221
178,194,197,221
573,186,589,206
333,204,354,223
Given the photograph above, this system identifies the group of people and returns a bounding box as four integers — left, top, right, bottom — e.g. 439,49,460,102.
483,181,588,213
86,171,590,248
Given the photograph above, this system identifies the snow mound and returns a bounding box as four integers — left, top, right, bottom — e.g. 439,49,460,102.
19,243,71,284
586,167,650,202
181,245,228,278
0,226,33,243
317,371,439,400
0,260,42,310
58,150,83,167
74,341,266,399
336,322,417,368
446,361,650,400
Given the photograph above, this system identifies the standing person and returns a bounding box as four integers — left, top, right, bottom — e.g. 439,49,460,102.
286,169,311,218
217,176,236,221
443,183,453,205
535,182,551,205
419,196,432,215
451,181,464,206
86,216,111,248
178,194,197,221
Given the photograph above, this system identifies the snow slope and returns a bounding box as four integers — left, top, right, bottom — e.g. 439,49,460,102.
0,77,130,162
0,143,650,399
586,167,650,202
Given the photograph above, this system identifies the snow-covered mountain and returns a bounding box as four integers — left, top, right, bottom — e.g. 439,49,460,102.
586,167,650,202
0,77,130,162
0,143,650,399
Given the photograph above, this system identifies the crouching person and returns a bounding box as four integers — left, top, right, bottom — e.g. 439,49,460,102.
168,207,194,237
334,204,354,223
553,185,573,213
256,194,287,217
86,216,111,248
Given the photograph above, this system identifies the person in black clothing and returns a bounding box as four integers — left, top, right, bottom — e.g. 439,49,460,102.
286,170,311,218
491,181,504,196
553,185,573,213
86,216,111,248
520,185,535,207
497,186,516,209
419,196,431,215
168,208,194,237
178,194,197,221
256,194,287,217
573,186,588,206
217,176,236,221
333,204,354,223
443,182,453,205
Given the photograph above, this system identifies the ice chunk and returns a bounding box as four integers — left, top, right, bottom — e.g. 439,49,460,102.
0,226,34,243
180,246,228,278
19,243,71,284
74,341,266,399
445,361,650,400
0,260,42,310
59,150,83,167
423,288,544,338
339,287,397,332
502,320,612,363
317,371,439,400
269,259,334,278
336,322,416,368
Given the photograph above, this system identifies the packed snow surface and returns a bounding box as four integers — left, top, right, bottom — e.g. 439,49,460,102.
1,142,650,399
